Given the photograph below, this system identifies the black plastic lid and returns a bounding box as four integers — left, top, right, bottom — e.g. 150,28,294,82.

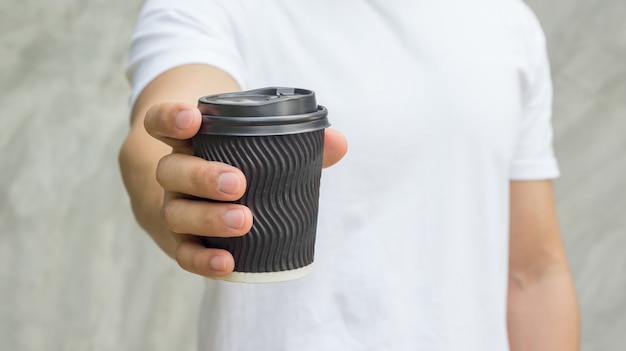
197,87,329,136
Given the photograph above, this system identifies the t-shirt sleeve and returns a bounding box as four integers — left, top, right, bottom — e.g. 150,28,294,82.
125,0,246,108
509,7,560,180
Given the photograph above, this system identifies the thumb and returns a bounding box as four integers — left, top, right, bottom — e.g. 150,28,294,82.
322,128,348,168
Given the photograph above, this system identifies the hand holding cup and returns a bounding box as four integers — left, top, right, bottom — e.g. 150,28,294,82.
143,90,347,281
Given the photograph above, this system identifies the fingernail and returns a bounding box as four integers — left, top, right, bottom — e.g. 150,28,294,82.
175,110,193,130
224,209,245,230
210,256,227,272
217,172,242,195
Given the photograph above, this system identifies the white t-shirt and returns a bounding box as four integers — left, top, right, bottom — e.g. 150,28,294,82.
127,1,559,350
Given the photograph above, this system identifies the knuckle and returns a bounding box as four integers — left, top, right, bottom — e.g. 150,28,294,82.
198,206,218,233
193,252,211,275
161,200,178,231
144,104,162,132
174,246,192,272
155,157,168,186
190,163,214,194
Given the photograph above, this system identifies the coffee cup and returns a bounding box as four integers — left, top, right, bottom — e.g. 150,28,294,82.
192,87,329,283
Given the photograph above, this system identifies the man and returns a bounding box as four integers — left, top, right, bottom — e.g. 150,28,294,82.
119,1,579,349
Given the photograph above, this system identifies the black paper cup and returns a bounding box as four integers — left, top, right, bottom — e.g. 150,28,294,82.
192,87,329,283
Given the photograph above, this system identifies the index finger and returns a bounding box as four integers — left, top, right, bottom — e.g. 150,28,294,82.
144,102,202,153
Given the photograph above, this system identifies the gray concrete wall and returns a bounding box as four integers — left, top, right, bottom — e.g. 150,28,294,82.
526,1,626,349
1,1,624,350
0,2,202,350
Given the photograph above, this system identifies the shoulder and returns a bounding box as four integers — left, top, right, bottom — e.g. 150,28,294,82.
135,0,246,28
127,0,250,107
498,1,549,63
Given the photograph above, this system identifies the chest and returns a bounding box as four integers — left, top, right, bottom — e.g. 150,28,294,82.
238,2,526,167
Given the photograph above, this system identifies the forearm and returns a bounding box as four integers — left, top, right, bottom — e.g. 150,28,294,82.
507,263,580,350
507,181,580,350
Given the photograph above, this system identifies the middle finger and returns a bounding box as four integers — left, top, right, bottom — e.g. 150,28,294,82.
157,153,247,201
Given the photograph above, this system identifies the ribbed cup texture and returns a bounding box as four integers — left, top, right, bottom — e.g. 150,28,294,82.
192,130,324,273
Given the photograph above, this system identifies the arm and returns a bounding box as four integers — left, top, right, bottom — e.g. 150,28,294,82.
119,64,347,277
507,180,580,350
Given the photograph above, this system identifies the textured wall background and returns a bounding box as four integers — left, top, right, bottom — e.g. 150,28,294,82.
1,1,624,350
527,1,626,349
0,1,202,350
